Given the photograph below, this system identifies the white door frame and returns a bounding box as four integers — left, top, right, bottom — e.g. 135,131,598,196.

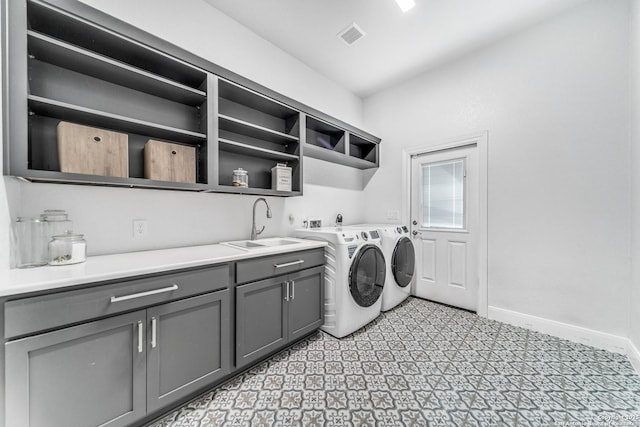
401,131,488,317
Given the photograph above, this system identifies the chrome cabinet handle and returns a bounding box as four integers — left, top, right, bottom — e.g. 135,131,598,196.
284,281,290,301
137,321,143,353
151,317,157,348
274,259,304,269
291,280,295,300
111,284,178,303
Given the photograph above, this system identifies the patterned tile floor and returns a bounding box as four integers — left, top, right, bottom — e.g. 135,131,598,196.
148,298,640,427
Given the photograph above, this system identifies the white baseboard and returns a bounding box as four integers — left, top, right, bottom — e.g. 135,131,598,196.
628,339,640,375
488,306,628,355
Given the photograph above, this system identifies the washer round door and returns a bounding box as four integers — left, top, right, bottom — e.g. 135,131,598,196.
392,237,415,288
348,244,386,307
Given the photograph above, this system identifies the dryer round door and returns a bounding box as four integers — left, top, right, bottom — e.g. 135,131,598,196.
392,237,415,288
348,244,386,307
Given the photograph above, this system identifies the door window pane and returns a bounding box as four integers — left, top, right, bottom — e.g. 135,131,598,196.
421,158,464,229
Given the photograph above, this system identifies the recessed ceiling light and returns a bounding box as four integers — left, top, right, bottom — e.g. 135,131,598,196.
395,0,415,13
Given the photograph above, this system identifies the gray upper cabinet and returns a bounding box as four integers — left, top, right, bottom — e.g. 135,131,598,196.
3,0,379,194
5,310,147,427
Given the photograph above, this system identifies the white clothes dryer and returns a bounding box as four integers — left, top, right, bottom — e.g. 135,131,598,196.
294,227,386,338
344,224,415,311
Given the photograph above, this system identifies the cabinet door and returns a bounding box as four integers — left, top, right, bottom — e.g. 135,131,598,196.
287,266,324,341
236,276,287,368
146,290,231,412
5,311,146,427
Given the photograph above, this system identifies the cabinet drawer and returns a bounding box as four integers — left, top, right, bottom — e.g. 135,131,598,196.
5,264,229,339
235,249,324,284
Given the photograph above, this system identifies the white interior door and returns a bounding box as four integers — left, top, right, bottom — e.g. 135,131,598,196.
410,145,478,311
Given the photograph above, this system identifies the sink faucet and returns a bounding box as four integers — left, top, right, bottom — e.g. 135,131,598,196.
251,197,272,240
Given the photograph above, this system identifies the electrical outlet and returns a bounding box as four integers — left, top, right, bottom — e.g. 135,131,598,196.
133,220,148,238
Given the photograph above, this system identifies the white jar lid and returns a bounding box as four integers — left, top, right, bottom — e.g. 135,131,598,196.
51,233,84,241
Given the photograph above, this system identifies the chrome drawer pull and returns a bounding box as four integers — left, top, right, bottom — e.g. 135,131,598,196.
110,284,178,303
291,280,295,300
137,321,143,353
151,317,158,348
274,259,304,269
284,281,290,301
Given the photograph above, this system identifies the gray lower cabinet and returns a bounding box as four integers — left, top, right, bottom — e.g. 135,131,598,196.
235,265,324,368
5,310,146,427
147,291,230,412
288,267,324,341
3,253,324,427
5,289,230,427
235,276,287,368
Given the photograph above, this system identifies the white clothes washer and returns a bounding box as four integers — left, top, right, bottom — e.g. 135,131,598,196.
344,224,415,311
295,227,386,338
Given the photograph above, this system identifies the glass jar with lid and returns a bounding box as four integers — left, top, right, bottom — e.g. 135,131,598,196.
232,168,248,188
41,209,73,243
48,233,87,266
14,217,48,268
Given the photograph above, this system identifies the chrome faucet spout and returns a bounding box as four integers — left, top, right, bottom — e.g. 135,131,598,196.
251,197,272,240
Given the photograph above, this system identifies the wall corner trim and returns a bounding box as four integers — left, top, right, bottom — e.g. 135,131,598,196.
628,339,640,375
488,306,629,355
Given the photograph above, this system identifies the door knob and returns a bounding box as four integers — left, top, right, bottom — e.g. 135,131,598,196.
412,230,419,236
412,220,418,225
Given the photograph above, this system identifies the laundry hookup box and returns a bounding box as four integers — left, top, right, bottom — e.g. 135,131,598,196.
271,163,292,192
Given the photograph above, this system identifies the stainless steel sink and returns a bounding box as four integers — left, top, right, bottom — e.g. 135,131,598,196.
224,240,265,249
221,238,300,250
257,239,298,247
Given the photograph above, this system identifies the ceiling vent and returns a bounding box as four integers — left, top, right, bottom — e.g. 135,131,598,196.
337,23,366,46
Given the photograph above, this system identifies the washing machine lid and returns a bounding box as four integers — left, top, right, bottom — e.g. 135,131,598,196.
392,237,415,288
348,244,386,307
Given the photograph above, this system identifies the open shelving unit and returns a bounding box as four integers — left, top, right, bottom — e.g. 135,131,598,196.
348,133,378,164
214,78,301,195
304,115,379,169
27,31,207,106
306,116,345,154
3,0,380,196
18,0,210,188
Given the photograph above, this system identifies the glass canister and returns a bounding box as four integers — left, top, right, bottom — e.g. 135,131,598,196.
232,168,248,188
41,209,73,242
14,217,48,268
48,233,87,266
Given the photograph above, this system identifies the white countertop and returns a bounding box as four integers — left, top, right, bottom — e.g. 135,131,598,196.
0,238,327,298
